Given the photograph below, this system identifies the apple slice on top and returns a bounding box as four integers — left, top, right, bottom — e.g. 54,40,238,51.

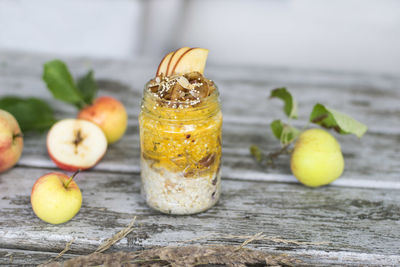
171,48,208,75
156,52,173,76
47,119,107,171
156,47,209,77
166,47,191,76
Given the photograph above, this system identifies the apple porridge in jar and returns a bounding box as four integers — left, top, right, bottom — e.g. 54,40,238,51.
139,47,222,215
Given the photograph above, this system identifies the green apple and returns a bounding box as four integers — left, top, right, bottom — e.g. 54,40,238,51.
0,109,23,173
291,128,344,187
31,171,82,224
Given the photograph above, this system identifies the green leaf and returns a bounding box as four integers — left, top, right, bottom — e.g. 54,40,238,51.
270,88,298,119
270,119,301,145
77,70,97,105
310,103,367,137
43,60,84,108
249,145,263,162
0,97,57,132
270,119,284,140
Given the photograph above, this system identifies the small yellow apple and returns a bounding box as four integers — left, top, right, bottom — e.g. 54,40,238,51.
31,171,82,224
77,96,127,144
0,109,23,173
291,128,344,187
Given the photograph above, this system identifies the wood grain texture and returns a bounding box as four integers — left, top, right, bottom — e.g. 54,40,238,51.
1,51,400,265
0,51,399,187
0,248,76,266
16,121,400,188
1,167,400,265
1,50,399,134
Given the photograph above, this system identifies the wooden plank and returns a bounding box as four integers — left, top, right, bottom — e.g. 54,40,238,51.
15,119,400,187
1,50,399,134
1,167,400,265
0,248,77,266
221,123,400,188
0,248,399,267
1,51,399,187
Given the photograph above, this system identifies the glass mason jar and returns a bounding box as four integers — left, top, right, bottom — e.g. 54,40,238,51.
139,82,222,215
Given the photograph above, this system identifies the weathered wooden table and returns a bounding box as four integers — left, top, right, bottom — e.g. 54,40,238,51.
0,51,399,266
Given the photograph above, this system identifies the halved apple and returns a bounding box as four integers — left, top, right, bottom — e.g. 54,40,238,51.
47,119,107,171
171,48,209,75
156,52,173,76
166,47,191,76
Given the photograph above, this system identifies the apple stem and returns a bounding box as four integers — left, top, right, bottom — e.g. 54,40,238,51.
64,169,81,188
13,132,23,139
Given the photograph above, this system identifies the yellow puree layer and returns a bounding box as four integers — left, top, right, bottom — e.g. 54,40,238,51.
139,100,222,179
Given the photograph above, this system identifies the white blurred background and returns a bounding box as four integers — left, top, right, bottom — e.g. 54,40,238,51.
0,0,399,74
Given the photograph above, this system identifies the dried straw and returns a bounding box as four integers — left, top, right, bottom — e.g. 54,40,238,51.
39,238,74,266
94,216,137,253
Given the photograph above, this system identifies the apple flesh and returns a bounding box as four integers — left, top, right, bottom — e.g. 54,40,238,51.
166,47,191,76
31,171,82,224
171,48,208,75
291,128,344,187
156,47,209,77
47,118,107,171
77,96,127,144
156,51,173,77
0,109,23,173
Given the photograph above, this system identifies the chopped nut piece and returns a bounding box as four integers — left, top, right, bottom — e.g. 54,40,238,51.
171,82,185,101
142,152,159,162
148,72,215,108
177,76,194,90
198,153,216,168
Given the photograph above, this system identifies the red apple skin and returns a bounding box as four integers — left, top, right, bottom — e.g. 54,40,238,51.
170,47,193,75
47,150,104,171
0,110,23,173
77,96,127,144
156,52,173,76
166,47,191,76
170,47,208,75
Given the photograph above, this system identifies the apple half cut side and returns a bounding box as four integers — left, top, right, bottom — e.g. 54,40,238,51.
47,119,107,171
166,47,191,76
156,52,173,77
171,48,209,75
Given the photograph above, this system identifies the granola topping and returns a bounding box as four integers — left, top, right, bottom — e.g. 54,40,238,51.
148,72,216,108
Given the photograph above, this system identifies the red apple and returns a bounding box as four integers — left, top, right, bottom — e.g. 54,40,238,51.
77,96,127,144
31,171,82,224
0,109,23,173
47,118,107,171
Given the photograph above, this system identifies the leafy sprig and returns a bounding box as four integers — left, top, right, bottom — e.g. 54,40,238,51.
250,87,367,166
310,103,367,138
43,60,98,109
0,97,57,132
0,60,99,133
270,87,298,119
